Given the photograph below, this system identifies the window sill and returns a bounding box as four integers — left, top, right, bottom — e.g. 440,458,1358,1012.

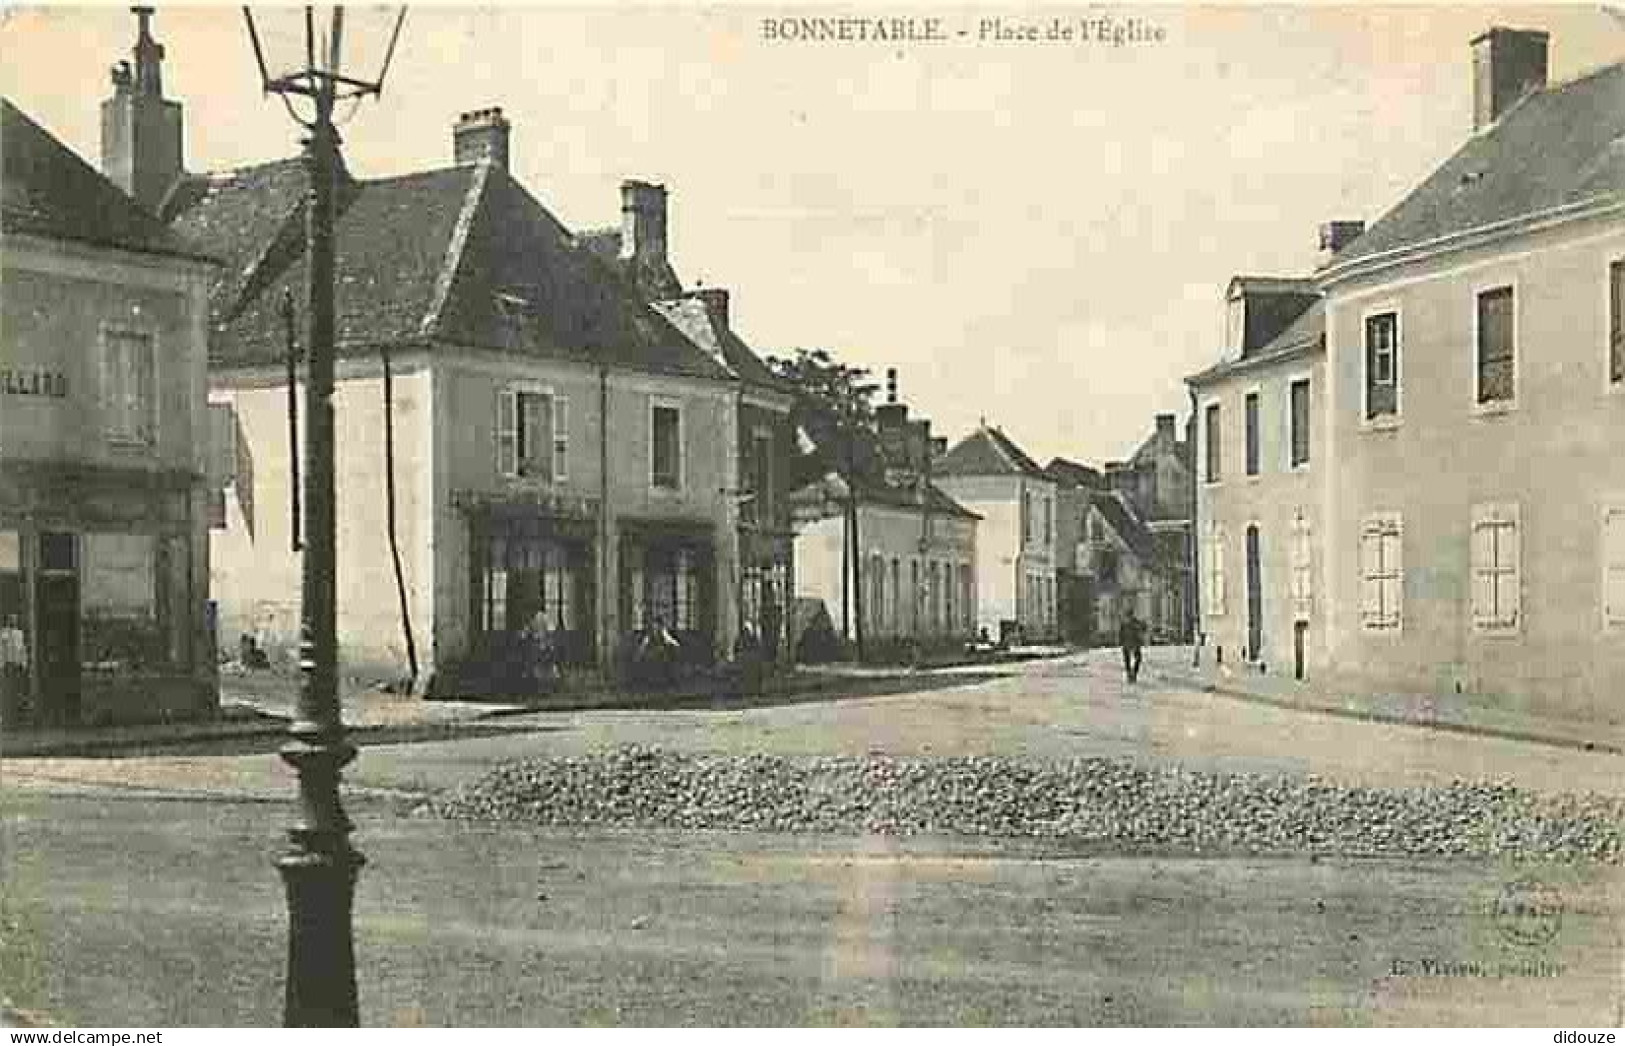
1359,415,1401,434
1471,399,1517,418
1471,623,1521,637
104,435,156,449
1244,473,1263,484
1288,462,1311,475
1360,622,1402,633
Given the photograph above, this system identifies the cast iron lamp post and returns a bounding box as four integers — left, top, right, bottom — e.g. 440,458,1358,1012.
241,5,405,1027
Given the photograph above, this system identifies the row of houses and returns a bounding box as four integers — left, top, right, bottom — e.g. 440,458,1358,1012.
4,9,1194,724
794,377,1199,655
2,11,803,720
1187,26,1625,732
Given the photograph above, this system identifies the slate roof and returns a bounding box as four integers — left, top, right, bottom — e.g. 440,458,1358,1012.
574,225,683,301
935,424,1048,480
790,470,980,521
1090,491,1160,564
650,297,793,395
168,158,733,379
1332,59,1625,266
2,98,212,263
1044,457,1106,490
1188,298,1324,386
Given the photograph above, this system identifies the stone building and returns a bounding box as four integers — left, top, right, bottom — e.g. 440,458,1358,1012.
167,97,747,691
789,374,979,654
935,423,1058,642
1187,266,1335,680
1,95,217,725
1316,28,1625,728
580,185,798,664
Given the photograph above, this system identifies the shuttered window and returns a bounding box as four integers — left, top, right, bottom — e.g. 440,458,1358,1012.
1359,513,1403,630
1290,512,1313,621
102,328,155,445
1603,507,1625,628
1470,504,1520,631
1205,524,1226,617
497,387,566,481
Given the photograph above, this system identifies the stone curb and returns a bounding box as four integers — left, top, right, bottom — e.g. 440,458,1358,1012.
1150,668,1623,757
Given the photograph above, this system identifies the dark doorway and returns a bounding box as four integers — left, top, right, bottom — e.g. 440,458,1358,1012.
1293,620,1307,681
36,532,79,725
1245,525,1262,662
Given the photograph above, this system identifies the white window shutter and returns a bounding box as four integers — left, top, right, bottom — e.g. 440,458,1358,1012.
1386,520,1404,626
1470,514,1495,626
1360,525,1381,624
496,387,517,477
553,394,569,483
1502,504,1521,627
1604,509,1625,625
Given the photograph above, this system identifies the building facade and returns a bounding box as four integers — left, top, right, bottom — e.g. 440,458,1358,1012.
789,378,979,655
1,97,217,726
935,423,1059,642
169,101,746,692
1316,31,1625,727
1188,272,1332,680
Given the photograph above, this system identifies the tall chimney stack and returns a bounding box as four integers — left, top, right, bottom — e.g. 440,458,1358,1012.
1317,219,1365,266
453,107,511,170
620,180,669,264
101,6,184,213
688,287,730,331
1471,27,1549,132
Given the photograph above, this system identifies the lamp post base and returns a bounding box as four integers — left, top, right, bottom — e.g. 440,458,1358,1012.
277,842,365,1027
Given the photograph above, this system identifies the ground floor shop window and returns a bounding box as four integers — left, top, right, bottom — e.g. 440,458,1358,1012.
0,531,28,718
80,532,186,674
475,529,591,665
625,542,713,643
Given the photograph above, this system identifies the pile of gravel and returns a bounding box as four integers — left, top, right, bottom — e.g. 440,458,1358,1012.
426,747,1625,862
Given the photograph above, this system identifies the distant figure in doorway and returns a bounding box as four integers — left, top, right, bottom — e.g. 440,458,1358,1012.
1118,607,1146,684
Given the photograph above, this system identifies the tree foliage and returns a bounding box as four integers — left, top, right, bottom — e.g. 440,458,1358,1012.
766,347,884,477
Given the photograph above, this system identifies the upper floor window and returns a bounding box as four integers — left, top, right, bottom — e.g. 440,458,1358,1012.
1609,260,1623,387
1204,403,1222,483
1470,503,1520,632
1043,496,1052,546
651,402,682,490
102,328,155,445
1364,312,1399,420
1359,513,1403,631
1288,378,1311,468
745,429,773,524
497,387,568,481
1475,286,1516,406
1021,488,1033,544
1244,391,1261,476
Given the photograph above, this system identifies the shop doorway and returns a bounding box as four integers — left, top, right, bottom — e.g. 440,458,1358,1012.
36,532,79,724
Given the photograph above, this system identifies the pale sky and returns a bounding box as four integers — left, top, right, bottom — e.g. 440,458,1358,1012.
3,4,1621,464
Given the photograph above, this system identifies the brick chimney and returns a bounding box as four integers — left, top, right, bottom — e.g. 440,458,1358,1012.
1472,28,1549,132
100,7,184,213
620,180,669,264
1155,413,1176,444
1317,219,1365,265
688,287,729,331
454,107,510,170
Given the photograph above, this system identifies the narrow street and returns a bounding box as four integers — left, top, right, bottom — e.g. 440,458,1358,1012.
4,654,1619,1026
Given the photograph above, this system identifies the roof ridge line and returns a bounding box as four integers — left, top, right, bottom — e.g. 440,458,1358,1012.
420,162,492,338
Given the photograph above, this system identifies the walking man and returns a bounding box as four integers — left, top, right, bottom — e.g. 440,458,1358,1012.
1118,606,1146,684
